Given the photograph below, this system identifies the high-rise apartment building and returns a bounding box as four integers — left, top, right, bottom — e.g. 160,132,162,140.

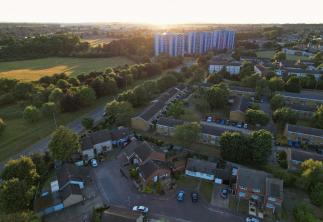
155,30,235,56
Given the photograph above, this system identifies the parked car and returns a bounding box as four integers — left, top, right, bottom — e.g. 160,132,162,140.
225,120,230,125
231,121,237,126
90,159,98,167
237,122,242,128
243,123,248,129
246,217,260,222
132,206,149,213
177,191,185,201
190,192,198,202
206,116,212,122
220,188,229,199
220,119,225,125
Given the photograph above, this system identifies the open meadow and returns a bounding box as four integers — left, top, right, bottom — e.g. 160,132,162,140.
0,56,134,81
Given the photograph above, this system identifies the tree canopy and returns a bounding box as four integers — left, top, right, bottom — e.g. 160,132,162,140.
174,122,201,146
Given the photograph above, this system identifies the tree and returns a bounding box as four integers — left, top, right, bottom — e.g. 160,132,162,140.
273,51,286,62
219,132,249,163
0,178,35,213
68,77,80,86
49,126,80,161
309,182,323,207
30,153,51,182
14,82,34,100
300,75,316,89
246,109,270,126
240,61,254,79
56,79,70,90
157,74,177,91
166,101,185,118
242,73,262,88
248,130,273,165
206,83,229,110
23,105,41,123
60,91,80,112
270,94,285,111
1,156,39,187
300,159,323,190
174,122,201,146
285,76,301,93
48,88,63,104
91,76,118,97
81,117,94,130
273,107,297,127
313,105,323,129
268,76,285,92
293,202,320,222
207,74,223,84
41,102,58,118
277,151,288,169
105,100,134,126
75,86,96,107
0,117,6,136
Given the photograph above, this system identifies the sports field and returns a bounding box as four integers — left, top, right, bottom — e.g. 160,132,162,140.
256,50,310,61
0,56,134,81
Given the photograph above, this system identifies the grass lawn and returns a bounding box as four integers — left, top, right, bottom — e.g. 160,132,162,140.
200,181,214,203
0,56,134,81
256,50,310,61
176,175,200,190
81,37,119,47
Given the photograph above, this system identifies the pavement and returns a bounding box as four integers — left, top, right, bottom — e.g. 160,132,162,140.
210,184,229,209
92,159,245,222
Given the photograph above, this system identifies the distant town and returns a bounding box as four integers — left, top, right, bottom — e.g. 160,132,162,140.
0,23,323,222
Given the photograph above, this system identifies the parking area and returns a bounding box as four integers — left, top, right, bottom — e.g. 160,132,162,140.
211,184,230,208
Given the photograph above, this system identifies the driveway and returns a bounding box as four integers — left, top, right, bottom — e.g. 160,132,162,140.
93,159,245,222
211,184,229,209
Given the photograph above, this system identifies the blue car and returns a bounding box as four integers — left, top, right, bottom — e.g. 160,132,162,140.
177,191,185,201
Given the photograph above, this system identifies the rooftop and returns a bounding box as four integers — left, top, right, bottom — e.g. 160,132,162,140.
57,164,83,189
237,167,269,193
101,206,142,222
59,184,82,201
157,117,184,127
291,149,323,162
186,158,218,175
287,124,323,137
266,177,284,199
279,90,323,101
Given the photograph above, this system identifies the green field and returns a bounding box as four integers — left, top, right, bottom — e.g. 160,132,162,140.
0,56,134,81
256,50,310,61
0,69,172,162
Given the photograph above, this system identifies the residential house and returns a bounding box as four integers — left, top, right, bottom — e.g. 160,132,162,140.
101,206,144,222
81,129,113,160
229,85,256,97
279,90,323,107
138,160,171,185
57,164,84,191
287,103,316,118
284,68,323,80
209,60,241,75
284,124,323,147
131,85,186,131
229,96,251,122
34,192,64,216
110,127,133,147
254,64,271,77
185,158,218,181
60,184,83,208
235,167,283,217
156,117,184,136
284,148,323,169
282,48,313,57
199,123,228,145
119,140,166,166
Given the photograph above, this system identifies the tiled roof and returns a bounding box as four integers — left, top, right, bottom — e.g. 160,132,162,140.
291,149,323,162
266,177,283,199
237,167,269,193
287,104,316,112
157,117,184,127
110,127,132,141
229,85,255,93
81,129,111,150
57,164,83,189
59,184,82,201
186,158,218,175
231,96,250,112
139,160,159,180
279,90,323,101
287,124,323,137
101,207,142,222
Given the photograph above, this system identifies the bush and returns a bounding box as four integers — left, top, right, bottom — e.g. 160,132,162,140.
309,182,323,207
41,102,58,117
23,105,41,123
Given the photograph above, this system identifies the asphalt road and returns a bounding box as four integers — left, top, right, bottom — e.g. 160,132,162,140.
93,160,245,222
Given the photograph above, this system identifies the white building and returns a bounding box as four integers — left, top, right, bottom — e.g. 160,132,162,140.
209,61,241,75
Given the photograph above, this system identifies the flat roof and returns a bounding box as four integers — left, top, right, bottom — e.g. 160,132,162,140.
287,124,323,137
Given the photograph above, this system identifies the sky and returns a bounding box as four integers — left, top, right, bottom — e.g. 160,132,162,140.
1,0,323,24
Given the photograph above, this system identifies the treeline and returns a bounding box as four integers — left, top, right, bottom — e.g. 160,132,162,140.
0,56,182,125
0,34,153,63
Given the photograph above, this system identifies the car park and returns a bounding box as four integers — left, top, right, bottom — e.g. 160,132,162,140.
132,205,149,213
90,159,98,167
177,191,185,201
190,191,198,202
220,188,229,199
246,217,260,222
